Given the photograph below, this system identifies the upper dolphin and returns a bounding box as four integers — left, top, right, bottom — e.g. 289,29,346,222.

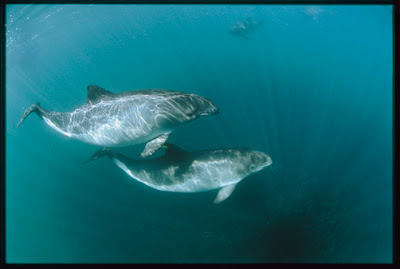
17,85,219,157
85,144,272,203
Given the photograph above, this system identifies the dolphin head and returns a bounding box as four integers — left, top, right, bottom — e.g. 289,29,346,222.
235,149,272,177
247,150,273,173
174,94,219,121
152,92,218,128
192,95,219,118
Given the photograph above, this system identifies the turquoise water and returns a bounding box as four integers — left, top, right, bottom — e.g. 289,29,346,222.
6,4,393,263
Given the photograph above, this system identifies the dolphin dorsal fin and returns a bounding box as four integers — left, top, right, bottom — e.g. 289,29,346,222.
87,85,113,104
162,143,188,160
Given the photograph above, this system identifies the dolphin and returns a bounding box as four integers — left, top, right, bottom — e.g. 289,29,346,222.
17,85,219,157
84,143,272,203
229,17,262,39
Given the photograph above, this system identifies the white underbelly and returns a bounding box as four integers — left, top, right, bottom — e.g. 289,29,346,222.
112,158,242,193
152,179,222,193
74,130,162,147
139,168,240,193
44,116,169,146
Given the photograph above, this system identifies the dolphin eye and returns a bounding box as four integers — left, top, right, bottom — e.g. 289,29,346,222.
249,164,257,172
187,110,196,117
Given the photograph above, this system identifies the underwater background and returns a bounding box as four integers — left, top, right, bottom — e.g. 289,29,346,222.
6,4,393,263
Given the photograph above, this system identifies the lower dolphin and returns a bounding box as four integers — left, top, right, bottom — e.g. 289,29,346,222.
85,143,272,203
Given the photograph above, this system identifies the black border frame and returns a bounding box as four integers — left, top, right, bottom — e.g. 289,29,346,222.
1,0,398,267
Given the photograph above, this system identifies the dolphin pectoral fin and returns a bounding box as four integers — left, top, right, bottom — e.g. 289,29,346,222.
141,133,170,158
214,183,237,204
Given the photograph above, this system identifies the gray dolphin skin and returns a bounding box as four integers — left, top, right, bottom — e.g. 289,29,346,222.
85,144,272,203
17,85,219,157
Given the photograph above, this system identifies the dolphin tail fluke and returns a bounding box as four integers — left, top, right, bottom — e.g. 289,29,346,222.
17,102,43,128
83,147,114,164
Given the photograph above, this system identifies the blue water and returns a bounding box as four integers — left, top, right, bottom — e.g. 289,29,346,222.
6,5,393,263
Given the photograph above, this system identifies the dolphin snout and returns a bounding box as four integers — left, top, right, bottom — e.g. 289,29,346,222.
208,103,219,115
199,100,219,116
265,155,272,166
257,152,272,168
